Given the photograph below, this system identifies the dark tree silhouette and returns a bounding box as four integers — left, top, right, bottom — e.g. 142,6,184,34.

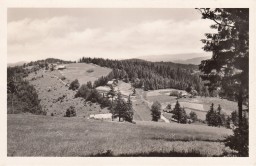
172,101,187,124
197,8,249,156
151,101,161,122
197,8,248,129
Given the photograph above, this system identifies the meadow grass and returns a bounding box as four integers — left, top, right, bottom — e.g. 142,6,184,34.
61,63,111,84
8,114,234,157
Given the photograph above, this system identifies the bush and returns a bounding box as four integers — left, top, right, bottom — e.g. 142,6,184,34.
69,79,80,90
60,76,66,80
170,91,181,98
65,106,76,117
87,69,94,73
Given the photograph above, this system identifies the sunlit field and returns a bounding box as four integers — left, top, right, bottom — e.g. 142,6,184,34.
8,114,234,157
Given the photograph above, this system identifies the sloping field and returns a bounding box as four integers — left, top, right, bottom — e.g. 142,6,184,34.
8,114,234,157
26,69,109,117
117,81,133,97
59,63,111,84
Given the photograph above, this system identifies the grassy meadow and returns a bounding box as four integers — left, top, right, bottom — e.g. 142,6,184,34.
8,114,235,157
59,63,112,84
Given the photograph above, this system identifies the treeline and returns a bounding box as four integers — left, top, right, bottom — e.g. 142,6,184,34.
7,66,45,115
79,57,210,96
205,103,245,129
26,58,75,67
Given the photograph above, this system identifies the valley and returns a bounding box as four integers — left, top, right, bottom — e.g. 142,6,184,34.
7,60,243,157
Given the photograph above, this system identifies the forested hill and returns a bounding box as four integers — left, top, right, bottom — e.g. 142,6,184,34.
26,58,75,66
79,57,208,96
124,58,199,70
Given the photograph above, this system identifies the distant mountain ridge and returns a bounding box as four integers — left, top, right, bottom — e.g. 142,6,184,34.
7,61,27,67
173,57,211,65
136,53,211,64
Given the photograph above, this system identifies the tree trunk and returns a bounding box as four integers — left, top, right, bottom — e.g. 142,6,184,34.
238,88,243,130
111,97,113,121
12,94,14,114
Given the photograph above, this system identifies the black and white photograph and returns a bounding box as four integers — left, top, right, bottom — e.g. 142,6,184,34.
1,0,256,165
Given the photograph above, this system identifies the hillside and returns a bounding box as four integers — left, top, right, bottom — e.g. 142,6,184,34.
25,63,112,116
8,59,239,157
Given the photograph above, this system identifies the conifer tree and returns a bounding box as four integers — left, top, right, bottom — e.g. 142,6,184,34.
206,103,217,126
217,104,223,127
172,101,187,123
124,95,134,122
151,101,161,121
197,8,248,129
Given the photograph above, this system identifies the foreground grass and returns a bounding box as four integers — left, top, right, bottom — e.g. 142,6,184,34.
8,114,234,157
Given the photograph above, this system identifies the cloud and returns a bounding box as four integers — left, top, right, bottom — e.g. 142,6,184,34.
8,16,216,63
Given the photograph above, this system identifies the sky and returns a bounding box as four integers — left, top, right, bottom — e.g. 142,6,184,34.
7,8,216,63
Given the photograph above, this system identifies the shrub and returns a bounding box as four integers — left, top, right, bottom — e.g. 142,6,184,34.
87,69,94,73
69,79,80,90
166,104,172,110
60,76,66,80
65,106,76,117
170,90,181,98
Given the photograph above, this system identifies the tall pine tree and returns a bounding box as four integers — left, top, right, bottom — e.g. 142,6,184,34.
197,8,249,156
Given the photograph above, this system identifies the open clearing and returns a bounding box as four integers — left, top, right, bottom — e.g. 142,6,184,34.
59,63,112,84
146,89,188,97
8,114,234,157
145,90,239,120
